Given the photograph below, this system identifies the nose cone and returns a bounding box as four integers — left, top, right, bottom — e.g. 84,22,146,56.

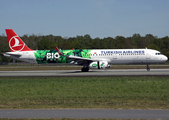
163,55,168,62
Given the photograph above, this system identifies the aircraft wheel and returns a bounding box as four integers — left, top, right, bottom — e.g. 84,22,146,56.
81,67,89,72
81,68,85,72
146,64,150,71
86,67,89,72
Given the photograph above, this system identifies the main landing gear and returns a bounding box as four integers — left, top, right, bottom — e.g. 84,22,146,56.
81,66,89,72
147,64,150,71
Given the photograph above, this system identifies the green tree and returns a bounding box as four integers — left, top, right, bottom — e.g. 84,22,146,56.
75,35,85,49
147,43,160,51
115,36,126,49
106,37,116,49
37,37,57,50
62,38,74,49
0,36,11,62
143,34,156,48
84,34,92,49
91,37,101,49
72,39,82,49
131,33,142,48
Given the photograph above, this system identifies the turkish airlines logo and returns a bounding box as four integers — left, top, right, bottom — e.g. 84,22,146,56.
9,36,25,52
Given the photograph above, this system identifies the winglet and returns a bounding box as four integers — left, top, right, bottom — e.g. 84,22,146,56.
55,46,64,56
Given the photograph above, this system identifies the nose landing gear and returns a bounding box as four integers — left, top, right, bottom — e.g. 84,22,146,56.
147,64,150,71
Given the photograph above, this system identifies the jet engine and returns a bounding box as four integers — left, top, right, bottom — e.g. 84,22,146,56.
89,61,110,69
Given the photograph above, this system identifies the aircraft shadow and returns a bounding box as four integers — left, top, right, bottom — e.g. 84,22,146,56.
60,71,98,74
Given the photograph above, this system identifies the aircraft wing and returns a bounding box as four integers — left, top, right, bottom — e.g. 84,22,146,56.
67,55,95,65
55,46,96,65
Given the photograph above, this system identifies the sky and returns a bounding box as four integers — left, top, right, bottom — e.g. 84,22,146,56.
0,0,169,38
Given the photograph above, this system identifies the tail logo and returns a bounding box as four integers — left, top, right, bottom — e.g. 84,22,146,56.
9,36,25,52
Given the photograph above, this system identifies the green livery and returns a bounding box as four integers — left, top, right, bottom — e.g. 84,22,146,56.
34,49,92,64
4,29,168,72
92,63,97,67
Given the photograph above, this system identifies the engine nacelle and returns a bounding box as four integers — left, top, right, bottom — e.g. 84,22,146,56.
89,61,110,69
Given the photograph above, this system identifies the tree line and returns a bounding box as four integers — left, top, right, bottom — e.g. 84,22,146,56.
0,33,169,62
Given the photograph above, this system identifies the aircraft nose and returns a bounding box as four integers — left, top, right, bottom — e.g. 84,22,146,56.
163,55,168,61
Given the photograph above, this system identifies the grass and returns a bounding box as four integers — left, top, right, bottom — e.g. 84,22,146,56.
0,76,169,109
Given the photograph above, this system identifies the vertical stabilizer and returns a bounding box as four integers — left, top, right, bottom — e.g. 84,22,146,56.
5,29,33,52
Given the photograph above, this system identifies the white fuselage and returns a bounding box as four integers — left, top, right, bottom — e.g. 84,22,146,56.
89,49,167,64
3,49,168,65
3,51,37,63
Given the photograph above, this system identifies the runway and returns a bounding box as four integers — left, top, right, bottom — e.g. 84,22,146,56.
1,69,169,119
0,69,169,76
0,109,169,119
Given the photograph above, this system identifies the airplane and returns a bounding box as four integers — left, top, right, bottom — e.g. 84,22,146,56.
3,29,168,72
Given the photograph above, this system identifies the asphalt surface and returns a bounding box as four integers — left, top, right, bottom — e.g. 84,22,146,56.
0,109,169,119
1,69,169,119
0,69,169,76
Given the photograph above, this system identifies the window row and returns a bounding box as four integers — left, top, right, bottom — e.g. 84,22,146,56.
82,54,145,56
155,53,162,55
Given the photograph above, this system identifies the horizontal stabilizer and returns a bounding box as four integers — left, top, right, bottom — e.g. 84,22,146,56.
3,52,22,58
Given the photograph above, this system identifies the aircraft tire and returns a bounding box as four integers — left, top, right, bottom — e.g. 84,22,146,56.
81,67,89,72
146,64,150,71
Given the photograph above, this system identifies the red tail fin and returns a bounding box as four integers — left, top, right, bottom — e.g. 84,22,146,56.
5,29,33,52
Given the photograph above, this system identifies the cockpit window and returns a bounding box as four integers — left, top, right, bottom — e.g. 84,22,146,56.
155,53,162,55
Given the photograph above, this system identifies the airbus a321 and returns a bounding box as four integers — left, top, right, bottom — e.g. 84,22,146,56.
3,29,168,72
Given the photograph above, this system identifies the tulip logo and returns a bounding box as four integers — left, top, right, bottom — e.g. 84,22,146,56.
9,36,25,52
